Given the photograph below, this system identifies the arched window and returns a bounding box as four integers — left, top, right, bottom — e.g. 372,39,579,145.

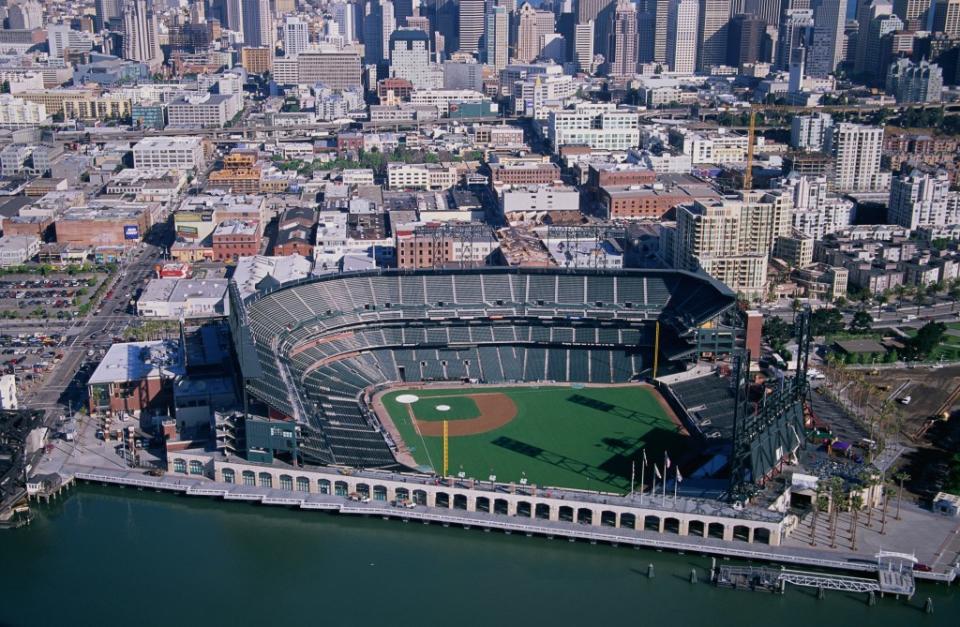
222,468,235,484
296,477,310,493
279,475,293,491
319,479,332,494
259,473,273,488
188,460,204,475
242,471,256,486
172,459,187,474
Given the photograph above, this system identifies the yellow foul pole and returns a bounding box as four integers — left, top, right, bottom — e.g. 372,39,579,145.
653,321,660,380
442,420,449,477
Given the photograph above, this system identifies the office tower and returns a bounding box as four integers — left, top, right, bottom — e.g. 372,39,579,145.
788,44,805,91
458,0,485,54
697,0,731,72
826,123,884,192
727,13,766,66
864,12,903,83
744,0,781,25
241,0,274,48
190,1,206,24
667,0,699,73
391,29,442,86
122,0,164,70
637,5,655,62
573,19,595,71
576,0,617,60
651,0,671,61
933,0,960,36
807,0,844,77
283,16,310,56
332,0,358,43
394,0,415,24
776,7,813,69
854,0,891,73
607,0,637,76
888,169,952,229
516,2,556,63
364,0,396,64
9,1,43,30
893,0,932,28
485,4,509,69
94,0,122,31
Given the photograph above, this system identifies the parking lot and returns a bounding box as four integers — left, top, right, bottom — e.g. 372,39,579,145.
0,271,112,320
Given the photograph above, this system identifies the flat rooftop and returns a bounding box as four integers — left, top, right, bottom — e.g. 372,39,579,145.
87,340,185,386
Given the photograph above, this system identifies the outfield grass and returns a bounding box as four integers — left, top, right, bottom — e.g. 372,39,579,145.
381,385,687,494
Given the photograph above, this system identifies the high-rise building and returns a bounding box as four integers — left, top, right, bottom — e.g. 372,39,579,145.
241,0,274,49
776,7,813,69
363,0,397,65
886,58,944,103
667,0,700,73
516,3,556,63
576,0,617,61
283,16,310,57
854,0,892,73
893,0,932,28
332,0,358,43
826,123,887,192
697,0,731,72
9,1,44,30
122,0,164,71
864,12,903,83
790,112,833,150
458,0,485,54
94,0,122,31
226,0,244,33
744,0,781,25
808,0,845,77
391,29,444,87
888,169,952,229
933,0,960,36
394,0,415,24
607,0,638,76
650,0,672,62
673,191,792,296
727,13,766,66
485,5,510,69
573,19,595,71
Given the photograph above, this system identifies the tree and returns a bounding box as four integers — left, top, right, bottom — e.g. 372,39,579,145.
894,471,911,520
950,282,960,313
875,291,889,316
763,315,792,348
850,492,864,551
811,480,829,546
859,471,880,527
904,321,946,360
849,310,874,334
828,477,844,548
810,308,844,336
880,484,896,534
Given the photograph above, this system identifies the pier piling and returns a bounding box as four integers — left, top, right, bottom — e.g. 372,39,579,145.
690,569,698,584
647,564,655,579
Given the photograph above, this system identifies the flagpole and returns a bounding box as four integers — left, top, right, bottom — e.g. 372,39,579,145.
640,458,646,504
661,462,667,506
674,467,679,501
630,460,635,496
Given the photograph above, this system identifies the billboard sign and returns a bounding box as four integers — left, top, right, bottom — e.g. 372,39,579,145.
124,225,140,240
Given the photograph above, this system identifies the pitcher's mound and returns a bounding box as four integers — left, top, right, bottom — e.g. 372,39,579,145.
436,404,451,411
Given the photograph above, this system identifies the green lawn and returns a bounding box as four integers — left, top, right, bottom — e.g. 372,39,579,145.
381,385,686,493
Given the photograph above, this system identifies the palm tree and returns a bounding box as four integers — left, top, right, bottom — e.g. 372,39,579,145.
894,284,910,309
894,471,911,520
875,291,889,317
811,481,828,546
850,492,864,551
915,290,927,317
949,281,960,313
829,477,844,548
859,471,879,527
880,484,896,534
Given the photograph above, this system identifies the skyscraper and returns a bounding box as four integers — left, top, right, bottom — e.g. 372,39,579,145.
485,4,510,69
391,29,443,87
363,0,396,65
576,0,617,62
94,0,122,31
394,0,415,24
667,0,699,73
727,13,766,66
283,16,310,57
806,0,845,77
933,0,960,35
516,3,556,63
122,0,163,71
607,0,638,76
9,1,44,30
697,0,731,71
826,123,885,192
854,0,891,74
458,0,485,54
226,0,244,33
574,19,595,71
893,0,932,28
332,0,358,43
241,0,274,49
888,169,952,229
650,0,672,62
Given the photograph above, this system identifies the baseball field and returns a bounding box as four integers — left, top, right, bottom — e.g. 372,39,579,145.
377,384,688,493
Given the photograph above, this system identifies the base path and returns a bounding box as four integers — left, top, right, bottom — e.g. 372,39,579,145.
412,393,518,436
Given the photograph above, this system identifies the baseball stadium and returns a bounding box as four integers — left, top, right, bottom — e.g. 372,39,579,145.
229,267,746,493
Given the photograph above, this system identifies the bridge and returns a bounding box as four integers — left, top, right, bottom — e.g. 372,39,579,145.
716,564,916,596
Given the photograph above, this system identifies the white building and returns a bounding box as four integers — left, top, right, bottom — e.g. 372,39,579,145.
888,169,955,229
133,137,207,171
137,278,230,319
0,235,41,266
167,94,233,128
390,29,443,89
511,73,578,119
501,184,580,223
408,89,488,116
121,0,163,72
47,24,94,58
387,163,458,190
548,103,640,152
667,0,699,74
779,174,854,239
284,16,310,57
790,112,833,151
826,122,889,192
331,0,357,43
485,5,510,70
676,128,749,164
0,95,49,129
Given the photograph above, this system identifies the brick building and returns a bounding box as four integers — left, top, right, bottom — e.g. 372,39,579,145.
274,206,317,257
212,220,262,261
488,162,561,186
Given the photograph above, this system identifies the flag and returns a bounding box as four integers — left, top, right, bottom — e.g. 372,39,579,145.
642,449,648,467
676,467,683,483
665,453,671,469
654,465,662,479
